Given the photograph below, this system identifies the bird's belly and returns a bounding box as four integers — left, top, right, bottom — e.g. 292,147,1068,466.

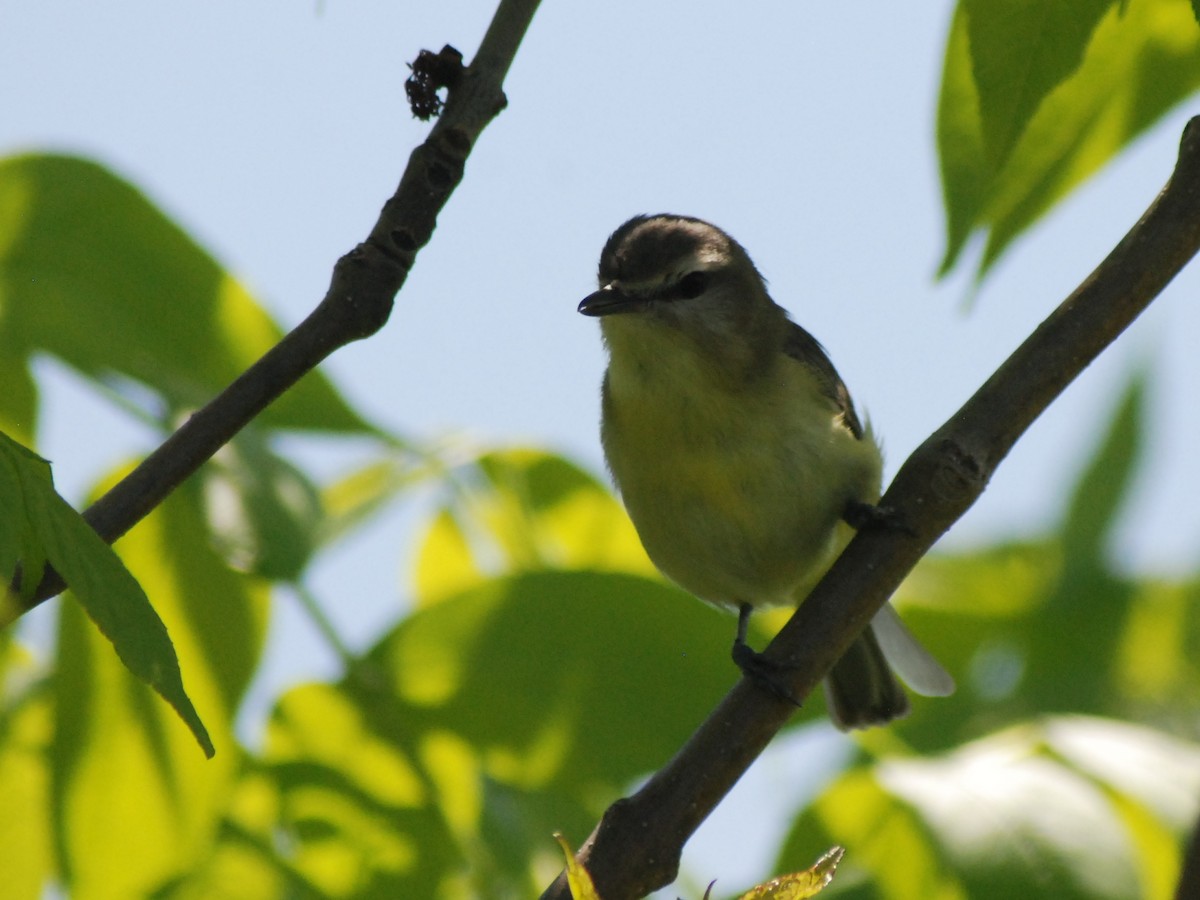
615,438,848,610
601,349,881,610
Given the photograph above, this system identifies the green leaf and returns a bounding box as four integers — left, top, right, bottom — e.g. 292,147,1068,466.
414,507,488,606
54,602,216,898
0,153,373,433
964,0,1115,168
119,476,270,715
36,485,214,757
938,0,1200,280
264,683,459,899
0,432,213,755
889,540,1066,748
261,569,739,895
202,432,324,582
375,571,737,781
778,717,1200,899
52,478,269,897
1114,578,1200,715
1029,367,1146,715
319,448,433,548
937,4,989,275
0,432,52,608
413,448,655,606
0,644,53,900
885,371,1200,748
1059,367,1145,566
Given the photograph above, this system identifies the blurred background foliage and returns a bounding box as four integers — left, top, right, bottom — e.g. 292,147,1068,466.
3,1,1200,898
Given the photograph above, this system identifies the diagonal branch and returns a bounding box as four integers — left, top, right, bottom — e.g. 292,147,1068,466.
541,116,1200,900
1176,794,1200,900
9,0,542,620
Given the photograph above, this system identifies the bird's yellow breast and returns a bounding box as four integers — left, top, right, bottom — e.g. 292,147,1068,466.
601,334,881,610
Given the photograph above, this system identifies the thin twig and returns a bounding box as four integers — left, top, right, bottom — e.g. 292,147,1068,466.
541,116,1200,900
292,582,357,671
10,0,542,619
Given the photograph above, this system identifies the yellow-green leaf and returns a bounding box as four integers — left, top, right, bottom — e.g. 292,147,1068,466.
203,433,324,581
737,847,844,899
963,0,1115,168
0,153,372,433
263,683,458,898
51,477,268,898
554,833,602,900
0,644,53,899
938,0,1200,280
778,717,1200,899
0,439,214,756
414,448,654,606
0,431,52,610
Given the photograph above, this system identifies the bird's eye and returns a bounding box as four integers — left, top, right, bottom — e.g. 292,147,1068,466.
677,271,708,299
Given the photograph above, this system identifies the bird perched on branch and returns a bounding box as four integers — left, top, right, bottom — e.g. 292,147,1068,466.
579,214,953,729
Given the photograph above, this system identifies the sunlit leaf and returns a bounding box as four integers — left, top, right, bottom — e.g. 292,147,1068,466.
1115,579,1200,716
376,571,735,783
52,476,268,897
963,0,1114,168
0,153,373,433
203,431,324,581
263,682,458,898
150,767,307,900
938,0,1200,279
554,833,601,900
738,846,844,899
257,568,738,895
778,717,1200,899
320,447,435,548
0,644,53,899
0,440,214,754
414,507,488,607
414,448,654,606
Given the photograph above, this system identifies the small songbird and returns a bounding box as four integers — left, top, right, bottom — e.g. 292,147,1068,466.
578,214,953,729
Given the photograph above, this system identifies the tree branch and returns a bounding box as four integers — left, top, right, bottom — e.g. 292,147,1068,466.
1177,795,1200,900
540,116,1200,900
9,0,542,619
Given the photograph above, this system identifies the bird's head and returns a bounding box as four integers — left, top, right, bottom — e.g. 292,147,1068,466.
579,214,785,379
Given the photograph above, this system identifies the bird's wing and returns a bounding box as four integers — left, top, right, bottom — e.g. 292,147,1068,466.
782,321,866,440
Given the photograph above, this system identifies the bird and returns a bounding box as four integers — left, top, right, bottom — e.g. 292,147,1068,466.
578,214,953,729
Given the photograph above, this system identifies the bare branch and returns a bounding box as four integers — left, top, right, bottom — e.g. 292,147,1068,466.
541,116,1200,900
1176,796,1200,900
10,0,542,619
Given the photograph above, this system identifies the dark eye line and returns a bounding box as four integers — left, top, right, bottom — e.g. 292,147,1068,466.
673,270,709,300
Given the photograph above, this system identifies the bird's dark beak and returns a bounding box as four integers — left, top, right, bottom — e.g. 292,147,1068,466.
578,284,643,317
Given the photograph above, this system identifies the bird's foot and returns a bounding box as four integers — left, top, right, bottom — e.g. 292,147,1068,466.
732,641,802,706
732,604,801,705
843,500,915,536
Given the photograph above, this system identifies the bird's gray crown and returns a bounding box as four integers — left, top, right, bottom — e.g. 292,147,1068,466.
597,214,754,286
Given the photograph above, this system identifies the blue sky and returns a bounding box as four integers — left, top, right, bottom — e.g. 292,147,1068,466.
5,0,1200,889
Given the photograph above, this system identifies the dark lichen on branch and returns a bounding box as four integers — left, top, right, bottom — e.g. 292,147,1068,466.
405,45,465,120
